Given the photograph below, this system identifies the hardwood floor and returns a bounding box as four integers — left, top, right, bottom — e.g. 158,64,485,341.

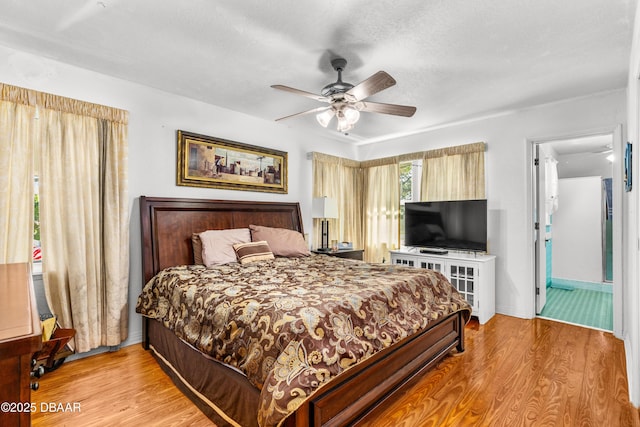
363,315,640,427
31,315,640,427
31,343,212,427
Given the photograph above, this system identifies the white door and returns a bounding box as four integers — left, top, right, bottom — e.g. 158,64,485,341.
535,145,547,314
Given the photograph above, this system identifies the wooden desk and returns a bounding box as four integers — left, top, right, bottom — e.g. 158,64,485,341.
0,263,42,426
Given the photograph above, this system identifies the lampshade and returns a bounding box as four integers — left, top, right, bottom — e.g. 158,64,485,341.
336,105,359,132
316,109,335,128
312,197,339,219
343,105,360,124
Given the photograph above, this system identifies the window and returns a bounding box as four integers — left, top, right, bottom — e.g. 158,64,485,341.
33,176,41,264
399,160,421,245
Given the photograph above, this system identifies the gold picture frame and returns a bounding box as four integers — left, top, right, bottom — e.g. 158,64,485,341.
177,130,288,194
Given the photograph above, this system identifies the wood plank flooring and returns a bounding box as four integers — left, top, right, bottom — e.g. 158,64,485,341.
31,342,212,426
31,315,640,427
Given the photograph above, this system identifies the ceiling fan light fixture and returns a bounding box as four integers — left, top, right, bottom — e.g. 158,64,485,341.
336,118,354,133
334,104,360,132
343,105,360,125
316,109,334,128
316,104,360,132
272,57,416,132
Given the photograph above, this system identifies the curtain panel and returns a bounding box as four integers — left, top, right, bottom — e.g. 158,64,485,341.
311,152,364,251
363,163,400,263
421,142,486,201
0,99,36,263
312,152,401,264
0,82,129,352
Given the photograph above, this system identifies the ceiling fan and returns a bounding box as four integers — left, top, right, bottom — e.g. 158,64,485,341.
271,58,416,133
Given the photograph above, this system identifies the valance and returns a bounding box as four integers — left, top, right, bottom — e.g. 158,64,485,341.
311,141,486,169
0,82,128,124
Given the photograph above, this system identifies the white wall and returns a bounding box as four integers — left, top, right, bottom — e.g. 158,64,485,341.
556,150,613,179
0,45,356,350
552,177,603,282
624,2,640,406
357,89,627,319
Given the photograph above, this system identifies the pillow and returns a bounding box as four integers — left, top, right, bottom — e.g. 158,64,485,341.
192,233,204,265
199,228,251,267
233,241,275,264
249,224,310,257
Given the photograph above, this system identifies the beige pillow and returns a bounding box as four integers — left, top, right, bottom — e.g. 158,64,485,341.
192,233,203,265
233,241,275,264
249,224,310,257
199,228,251,266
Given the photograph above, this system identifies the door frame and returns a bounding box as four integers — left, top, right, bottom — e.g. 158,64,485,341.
533,143,547,314
527,125,623,337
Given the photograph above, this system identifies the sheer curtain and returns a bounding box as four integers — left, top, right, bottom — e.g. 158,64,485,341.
362,160,400,263
0,89,36,263
312,153,364,251
0,83,129,352
420,142,486,201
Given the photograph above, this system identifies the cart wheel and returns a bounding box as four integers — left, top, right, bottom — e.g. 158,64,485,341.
46,358,66,372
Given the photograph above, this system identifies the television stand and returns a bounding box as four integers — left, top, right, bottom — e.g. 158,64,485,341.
390,249,496,324
419,248,449,255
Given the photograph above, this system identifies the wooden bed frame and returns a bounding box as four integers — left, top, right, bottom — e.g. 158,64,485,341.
139,196,466,427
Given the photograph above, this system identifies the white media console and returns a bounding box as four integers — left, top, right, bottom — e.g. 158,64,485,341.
390,248,496,324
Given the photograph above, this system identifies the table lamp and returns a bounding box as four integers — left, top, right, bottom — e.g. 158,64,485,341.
312,197,338,252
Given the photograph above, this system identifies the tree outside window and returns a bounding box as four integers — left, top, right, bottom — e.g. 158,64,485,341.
33,177,41,262
399,160,421,245
400,162,413,202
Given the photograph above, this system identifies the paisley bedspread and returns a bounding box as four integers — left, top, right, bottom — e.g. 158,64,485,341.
136,255,471,427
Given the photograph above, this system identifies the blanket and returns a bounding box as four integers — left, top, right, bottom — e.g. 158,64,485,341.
136,255,471,426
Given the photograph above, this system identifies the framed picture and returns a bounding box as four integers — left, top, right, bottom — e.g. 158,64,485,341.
625,141,632,192
177,130,288,194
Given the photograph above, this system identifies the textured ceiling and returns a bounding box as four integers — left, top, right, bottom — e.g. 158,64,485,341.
0,0,636,144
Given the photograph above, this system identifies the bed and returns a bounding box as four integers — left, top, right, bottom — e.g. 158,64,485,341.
136,196,471,427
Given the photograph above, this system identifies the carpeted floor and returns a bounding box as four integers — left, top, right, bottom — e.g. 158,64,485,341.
538,283,613,331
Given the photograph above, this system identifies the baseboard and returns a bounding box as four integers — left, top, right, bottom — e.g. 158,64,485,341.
495,305,533,320
624,335,640,407
63,329,143,363
121,329,143,347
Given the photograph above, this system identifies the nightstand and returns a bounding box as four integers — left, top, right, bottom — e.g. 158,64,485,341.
312,249,364,261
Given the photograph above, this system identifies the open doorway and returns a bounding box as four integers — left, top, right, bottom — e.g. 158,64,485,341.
533,131,620,332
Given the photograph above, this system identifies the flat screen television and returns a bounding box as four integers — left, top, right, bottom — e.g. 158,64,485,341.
404,199,487,252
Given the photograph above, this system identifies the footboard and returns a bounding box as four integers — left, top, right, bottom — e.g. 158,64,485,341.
284,310,465,427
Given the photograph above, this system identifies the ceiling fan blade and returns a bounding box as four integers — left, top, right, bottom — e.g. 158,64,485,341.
360,101,416,117
275,106,331,122
271,85,330,102
346,71,396,101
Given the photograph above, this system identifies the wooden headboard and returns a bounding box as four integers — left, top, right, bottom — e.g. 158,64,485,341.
139,196,304,284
